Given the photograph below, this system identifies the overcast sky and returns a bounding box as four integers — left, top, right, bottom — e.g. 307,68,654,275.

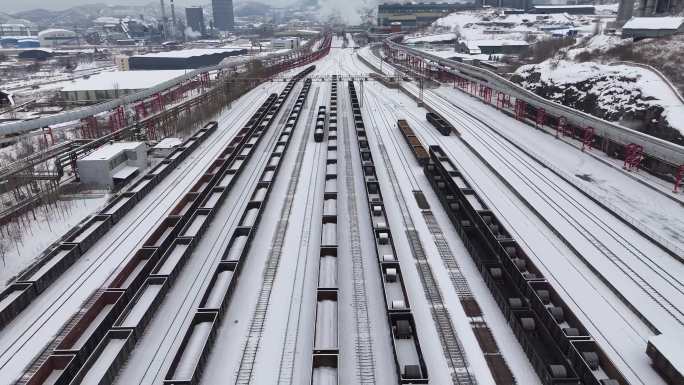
4,0,293,13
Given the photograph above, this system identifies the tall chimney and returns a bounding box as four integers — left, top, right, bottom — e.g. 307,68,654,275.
160,0,167,39
170,0,177,38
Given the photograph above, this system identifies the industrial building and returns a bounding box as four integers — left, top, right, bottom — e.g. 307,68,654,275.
529,4,595,14
621,16,684,39
617,0,684,25
76,142,147,189
0,24,33,37
212,0,235,31
58,70,187,102
38,29,78,47
129,47,247,70
483,0,531,9
271,37,301,50
456,39,529,55
377,2,478,28
185,6,206,38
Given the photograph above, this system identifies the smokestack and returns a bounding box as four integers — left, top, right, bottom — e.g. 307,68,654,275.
170,0,177,38
160,0,168,39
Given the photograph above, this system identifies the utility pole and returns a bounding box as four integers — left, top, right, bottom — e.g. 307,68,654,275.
360,78,364,108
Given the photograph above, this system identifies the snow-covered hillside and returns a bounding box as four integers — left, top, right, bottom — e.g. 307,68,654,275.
513,60,684,141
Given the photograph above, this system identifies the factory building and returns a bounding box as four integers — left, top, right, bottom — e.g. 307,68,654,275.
377,3,478,28
129,47,247,70
185,6,206,38
622,16,684,39
617,0,684,25
59,70,187,102
212,0,235,31
0,24,32,37
483,0,531,9
76,142,147,189
38,29,78,47
529,5,595,14
271,37,301,50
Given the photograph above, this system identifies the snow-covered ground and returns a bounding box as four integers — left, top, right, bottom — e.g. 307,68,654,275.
359,45,681,384
429,9,600,41
515,59,684,135
0,193,109,289
2,37,682,385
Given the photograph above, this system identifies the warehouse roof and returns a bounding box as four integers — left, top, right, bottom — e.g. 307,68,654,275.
60,70,186,92
133,48,245,59
81,142,144,161
623,17,684,30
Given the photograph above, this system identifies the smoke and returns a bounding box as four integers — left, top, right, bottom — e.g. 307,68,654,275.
184,26,201,39
315,0,377,25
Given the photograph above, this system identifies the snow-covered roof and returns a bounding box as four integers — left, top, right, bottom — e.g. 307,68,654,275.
134,48,245,59
154,137,183,149
38,29,76,37
405,33,458,44
623,17,684,30
81,142,143,161
649,334,684,373
472,39,529,47
60,70,187,92
531,5,594,9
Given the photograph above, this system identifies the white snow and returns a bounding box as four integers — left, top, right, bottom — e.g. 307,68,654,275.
404,33,458,44
155,243,189,275
318,256,337,288
134,48,246,59
223,235,248,261
118,283,163,328
182,214,208,237
622,17,684,30
0,194,108,290
312,366,337,385
170,322,212,380
202,270,233,309
649,333,684,372
154,138,183,150
69,304,113,350
78,337,126,384
81,142,144,161
22,248,70,282
516,59,684,134
314,300,338,350
60,71,187,92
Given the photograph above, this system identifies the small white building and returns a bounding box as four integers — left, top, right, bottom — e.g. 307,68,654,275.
77,142,147,189
271,37,301,50
151,137,183,158
38,29,78,47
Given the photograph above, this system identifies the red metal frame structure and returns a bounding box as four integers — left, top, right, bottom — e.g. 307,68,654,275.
535,108,546,128
673,165,684,192
623,143,644,171
515,99,526,121
581,126,595,151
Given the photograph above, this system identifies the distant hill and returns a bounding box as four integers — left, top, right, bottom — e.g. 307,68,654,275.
0,12,35,26
12,3,163,28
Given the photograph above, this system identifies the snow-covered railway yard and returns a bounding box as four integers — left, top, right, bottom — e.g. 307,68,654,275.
1,37,682,385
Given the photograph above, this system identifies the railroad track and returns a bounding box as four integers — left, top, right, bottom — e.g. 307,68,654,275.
124,84,302,385
378,72,650,382
421,88,684,328
276,86,326,385
234,85,317,385
340,88,376,385
0,84,281,378
360,86,477,385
